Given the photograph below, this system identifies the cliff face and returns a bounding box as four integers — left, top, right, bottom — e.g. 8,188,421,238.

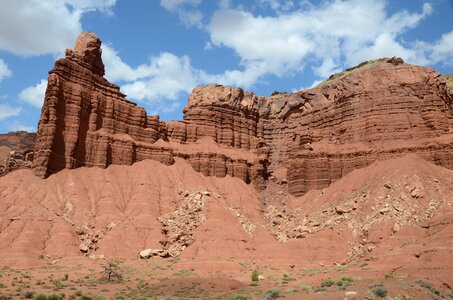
34,32,268,187
34,32,453,196
261,59,453,195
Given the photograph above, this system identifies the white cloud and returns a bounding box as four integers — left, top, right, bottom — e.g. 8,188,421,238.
0,0,116,56
159,0,204,28
0,105,21,121
207,0,437,83
258,0,295,12
121,53,200,103
103,43,203,111
424,30,453,66
18,79,47,108
0,59,12,82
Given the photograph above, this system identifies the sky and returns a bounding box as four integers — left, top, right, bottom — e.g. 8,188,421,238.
0,0,452,133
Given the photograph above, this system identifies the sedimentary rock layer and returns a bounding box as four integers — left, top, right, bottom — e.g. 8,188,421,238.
34,32,268,187
34,32,453,196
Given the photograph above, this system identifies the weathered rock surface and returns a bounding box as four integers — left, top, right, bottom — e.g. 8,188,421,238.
33,33,453,198
0,131,36,176
34,32,268,188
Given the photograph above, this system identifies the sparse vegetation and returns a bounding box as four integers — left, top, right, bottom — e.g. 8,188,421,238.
52,279,63,289
282,273,294,282
264,288,280,299
441,74,453,91
251,268,260,282
36,293,48,300
100,260,123,282
24,290,35,298
235,295,252,300
320,278,335,288
415,280,440,296
371,284,388,298
384,273,393,279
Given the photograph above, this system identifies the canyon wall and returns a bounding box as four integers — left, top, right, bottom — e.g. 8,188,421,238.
34,32,453,195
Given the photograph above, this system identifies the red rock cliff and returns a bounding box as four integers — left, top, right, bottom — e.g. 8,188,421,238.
34,32,269,187
34,33,453,196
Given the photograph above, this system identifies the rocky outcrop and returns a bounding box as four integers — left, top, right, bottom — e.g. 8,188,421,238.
262,59,453,196
34,32,268,187
33,33,453,197
0,131,36,176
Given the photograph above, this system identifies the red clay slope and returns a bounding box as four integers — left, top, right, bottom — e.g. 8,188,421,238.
1,154,453,287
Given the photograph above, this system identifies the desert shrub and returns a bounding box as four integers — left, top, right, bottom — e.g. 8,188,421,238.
62,273,69,281
371,284,387,298
282,273,294,282
47,293,63,300
341,276,354,283
235,295,252,300
75,290,83,296
52,279,63,289
24,291,35,298
264,289,280,299
320,278,335,288
36,293,48,300
251,268,259,282
336,280,344,286
415,280,440,296
100,260,123,282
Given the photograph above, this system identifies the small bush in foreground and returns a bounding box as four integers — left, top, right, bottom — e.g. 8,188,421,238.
320,278,335,288
264,289,280,299
251,268,259,282
371,284,387,298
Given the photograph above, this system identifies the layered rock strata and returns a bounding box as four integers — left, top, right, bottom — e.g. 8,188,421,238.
34,32,453,196
34,32,268,187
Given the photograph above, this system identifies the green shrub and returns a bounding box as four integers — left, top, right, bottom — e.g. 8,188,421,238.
336,280,344,286
251,268,260,282
36,294,48,300
235,295,252,300
415,280,440,296
341,276,353,283
282,273,294,282
264,289,280,299
24,291,35,298
47,293,62,300
384,273,393,279
320,278,335,288
52,279,63,289
371,284,387,298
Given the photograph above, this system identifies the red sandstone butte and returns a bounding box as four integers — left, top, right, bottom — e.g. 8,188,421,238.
34,32,453,196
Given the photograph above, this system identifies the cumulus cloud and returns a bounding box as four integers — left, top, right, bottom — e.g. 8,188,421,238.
159,0,204,28
18,79,47,108
0,0,116,55
103,45,203,109
0,59,12,82
423,30,453,66
0,105,21,121
120,53,200,103
207,0,438,83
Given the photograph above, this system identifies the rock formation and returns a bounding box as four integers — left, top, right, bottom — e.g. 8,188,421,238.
0,131,36,176
34,32,453,197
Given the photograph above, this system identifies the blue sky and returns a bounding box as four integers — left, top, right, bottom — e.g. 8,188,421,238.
0,0,452,133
